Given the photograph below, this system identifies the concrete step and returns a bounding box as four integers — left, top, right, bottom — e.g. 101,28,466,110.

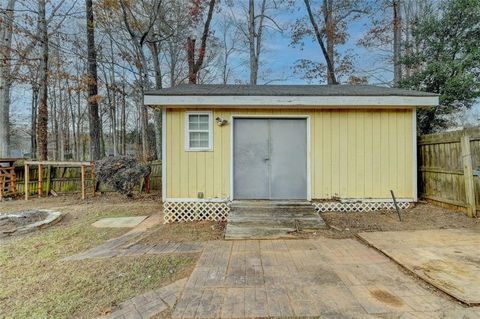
225,224,298,240
225,203,327,239
227,219,326,230
231,200,312,208
228,209,317,218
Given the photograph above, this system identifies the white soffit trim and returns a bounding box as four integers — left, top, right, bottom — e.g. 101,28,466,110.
144,95,439,107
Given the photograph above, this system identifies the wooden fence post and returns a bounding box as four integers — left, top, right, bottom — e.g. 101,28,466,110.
461,134,477,217
45,165,51,196
10,167,16,196
38,164,43,197
81,164,86,200
91,162,96,197
24,164,29,200
0,170,4,201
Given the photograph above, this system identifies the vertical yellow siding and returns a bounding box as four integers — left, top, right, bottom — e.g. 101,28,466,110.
165,108,414,200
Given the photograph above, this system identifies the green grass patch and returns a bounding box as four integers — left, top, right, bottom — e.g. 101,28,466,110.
0,195,197,318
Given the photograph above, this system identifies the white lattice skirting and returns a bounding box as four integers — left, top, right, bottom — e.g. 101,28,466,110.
163,201,230,223
313,201,412,213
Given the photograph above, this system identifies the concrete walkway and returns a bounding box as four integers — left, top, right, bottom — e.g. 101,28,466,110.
102,278,187,319
67,220,480,318
65,235,205,261
172,239,479,318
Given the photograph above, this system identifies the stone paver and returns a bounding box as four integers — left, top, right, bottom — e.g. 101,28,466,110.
172,238,480,318
102,278,187,319
64,237,205,261
92,216,148,228
359,228,480,306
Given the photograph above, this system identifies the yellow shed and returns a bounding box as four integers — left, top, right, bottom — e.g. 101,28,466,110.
145,84,439,222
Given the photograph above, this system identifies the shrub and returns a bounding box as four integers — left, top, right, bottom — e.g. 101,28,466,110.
95,156,151,197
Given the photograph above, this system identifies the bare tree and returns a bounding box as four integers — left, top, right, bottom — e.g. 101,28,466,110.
85,0,102,160
119,0,162,160
303,0,337,84
218,16,239,84
358,0,434,85
294,0,369,84
161,0,190,86
148,39,163,159
37,0,49,160
247,0,283,84
187,0,216,84
0,0,16,157
393,0,402,86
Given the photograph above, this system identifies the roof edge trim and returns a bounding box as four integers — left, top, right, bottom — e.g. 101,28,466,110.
144,95,439,107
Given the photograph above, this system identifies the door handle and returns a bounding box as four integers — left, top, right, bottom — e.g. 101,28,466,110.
263,157,270,161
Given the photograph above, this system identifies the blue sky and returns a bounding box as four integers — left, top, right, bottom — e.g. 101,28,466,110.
9,0,479,127
220,2,394,85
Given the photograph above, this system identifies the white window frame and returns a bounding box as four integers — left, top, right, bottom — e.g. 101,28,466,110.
185,111,213,151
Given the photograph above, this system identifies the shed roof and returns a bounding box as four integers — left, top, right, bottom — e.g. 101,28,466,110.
144,84,439,107
146,84,438,97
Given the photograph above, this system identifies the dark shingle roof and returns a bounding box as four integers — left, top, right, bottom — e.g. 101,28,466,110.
145,84,438,97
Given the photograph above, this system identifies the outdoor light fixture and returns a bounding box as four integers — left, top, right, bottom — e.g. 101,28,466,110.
216,117,228,126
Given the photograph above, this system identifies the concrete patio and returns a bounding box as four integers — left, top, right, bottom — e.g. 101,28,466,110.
171,239,478,318
359,228,480,306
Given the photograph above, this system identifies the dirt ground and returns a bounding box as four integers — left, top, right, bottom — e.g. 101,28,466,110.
313,202,480,239
138,221,226,244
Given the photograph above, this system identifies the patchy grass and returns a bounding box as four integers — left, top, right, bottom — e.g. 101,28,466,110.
139,221,226,244
0,194,197,318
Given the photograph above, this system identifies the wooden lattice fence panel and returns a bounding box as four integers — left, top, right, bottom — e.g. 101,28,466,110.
163,201,230,223
313,201,412,213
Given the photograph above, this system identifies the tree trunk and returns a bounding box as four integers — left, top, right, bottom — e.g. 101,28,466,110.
86,0,101,160
121,83,126,155
37,0,49,160
51,86,59,160
323,0,335,84
303,0,337,84
108,37,118,156
62,88,70,160
101,67,115,157
0,0,16,157
76,88,82,160
30,86,38,158
187,0,216,84
0,77,12,157
254,0,267,84
67,86,77,160
248,0,257,85
138,49,150,161
149,42,163,160
99,111,106,158
393,0,402,86
187,37,197,84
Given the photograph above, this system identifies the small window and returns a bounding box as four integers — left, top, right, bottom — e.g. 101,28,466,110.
186,112,212,151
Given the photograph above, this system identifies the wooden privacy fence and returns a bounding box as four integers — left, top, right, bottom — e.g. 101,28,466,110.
418,127,480,217
6,161,161,198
